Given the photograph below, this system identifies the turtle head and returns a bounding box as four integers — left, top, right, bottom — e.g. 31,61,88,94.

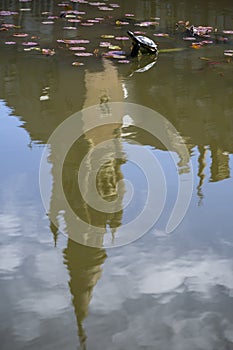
127,31,135,40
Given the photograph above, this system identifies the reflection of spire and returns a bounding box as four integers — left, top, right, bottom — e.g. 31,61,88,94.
197,146,208,206
50,220,59,247
63,240,107,349
210,146,230,182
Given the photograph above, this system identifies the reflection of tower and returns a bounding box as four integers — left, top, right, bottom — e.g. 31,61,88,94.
197,146,208,205
210,146,230,182
63,240,107,350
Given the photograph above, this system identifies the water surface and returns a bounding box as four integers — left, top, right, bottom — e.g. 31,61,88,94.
0,1,233,349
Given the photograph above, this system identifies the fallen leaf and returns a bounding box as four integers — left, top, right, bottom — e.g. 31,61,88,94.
72,61,84,66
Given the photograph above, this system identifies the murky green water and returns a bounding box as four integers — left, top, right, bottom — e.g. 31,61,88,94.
1,1,233,349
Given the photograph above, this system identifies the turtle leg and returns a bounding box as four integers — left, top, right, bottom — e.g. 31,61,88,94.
131,43,140,57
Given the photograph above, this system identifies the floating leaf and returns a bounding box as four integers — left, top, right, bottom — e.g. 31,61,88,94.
42,48,55,56
98,6,114,10
115,36,129,40
68,19,81,23
89,2,105,6
63,26,77,30
40,95,49,101
2,23,16,28
153,33,169,37
69,46,86,50
191,43,202,49
224,52,233,57
110,3,120,7
109,50,125,55
0,11,18,15
74,52,93,56
223,30,233,34
72,61,84,66
183,37,196,41
13,33,29,37
81,22,94,26
116,20,129,25
118,59,130,63
135,21,159,27
42,21,54,24
101,34,114,39
102,52,126,59
63,39,90,44
99,41,111,47
199,57,211,61
22,41,38,46
108,45,121,50
87,19,100,23
201,40,214,44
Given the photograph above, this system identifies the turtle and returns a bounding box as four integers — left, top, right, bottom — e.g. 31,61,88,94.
127,30,158,57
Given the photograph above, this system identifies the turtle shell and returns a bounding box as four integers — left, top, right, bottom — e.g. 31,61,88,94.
127,31,157,52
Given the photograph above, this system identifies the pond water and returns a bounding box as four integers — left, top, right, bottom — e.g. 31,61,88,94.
0,0,233,349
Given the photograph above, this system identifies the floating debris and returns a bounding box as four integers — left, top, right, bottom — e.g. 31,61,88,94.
110,3,120,7
118,59,130,63
63,26,77,30
98,6,114,11
102,51,126,59
0,11,18,16
108,45,121,50
69,46,86,50
183,37,196,40
13,33,29,37
222,30,233,34
67,19,81,23
116,20,129,25
199,56,211,61
57,39,90,44
135,21,159,27
99,41,111,47
1,23,16,28
5,41,16,45
22,41,38,46
72,61,84,66
87,19,100,23
74,52,93,56
125,13,134,17
115,36,129,40
153,33,169,37
42,48,55,56
42,21,54,24
224,50,233,57
101,34,115,39
81,22,94,26
40,95,49,101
